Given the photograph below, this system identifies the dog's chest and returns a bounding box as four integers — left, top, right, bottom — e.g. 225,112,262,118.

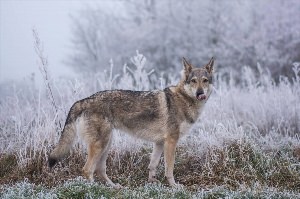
179,121,193,136
179,107,202,136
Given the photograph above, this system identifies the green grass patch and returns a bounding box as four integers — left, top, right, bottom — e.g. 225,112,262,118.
1,178,299,199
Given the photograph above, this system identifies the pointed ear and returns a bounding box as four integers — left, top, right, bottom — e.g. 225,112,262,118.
205,57,214,73
182,57,193,80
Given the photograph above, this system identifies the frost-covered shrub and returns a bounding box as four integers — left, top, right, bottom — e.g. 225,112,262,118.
0,54,299,161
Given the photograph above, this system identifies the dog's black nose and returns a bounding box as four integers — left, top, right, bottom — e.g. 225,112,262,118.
196,90,204,96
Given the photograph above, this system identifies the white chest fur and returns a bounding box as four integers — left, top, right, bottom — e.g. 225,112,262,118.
179,121,193,137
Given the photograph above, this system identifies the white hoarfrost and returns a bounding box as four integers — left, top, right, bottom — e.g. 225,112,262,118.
0,54,299,157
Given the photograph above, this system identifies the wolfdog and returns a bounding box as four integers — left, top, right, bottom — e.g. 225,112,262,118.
48,57,214,188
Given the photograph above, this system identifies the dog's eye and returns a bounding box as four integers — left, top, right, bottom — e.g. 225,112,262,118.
203,79,208,83
191,79,197,83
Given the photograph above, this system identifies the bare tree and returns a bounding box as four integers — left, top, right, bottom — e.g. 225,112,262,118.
67,0,300,79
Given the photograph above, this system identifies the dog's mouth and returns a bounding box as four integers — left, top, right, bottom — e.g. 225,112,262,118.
196,93,206,101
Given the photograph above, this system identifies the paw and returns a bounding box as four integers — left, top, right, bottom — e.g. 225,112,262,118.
167,177,183,189
148,177,161,183
111,183,123,190
85,176,94,183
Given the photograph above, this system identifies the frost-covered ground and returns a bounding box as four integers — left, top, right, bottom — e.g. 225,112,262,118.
1,177,300,199
0,53,300,198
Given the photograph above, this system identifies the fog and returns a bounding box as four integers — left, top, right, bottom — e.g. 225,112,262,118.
0,0,89,84
1,0,299,86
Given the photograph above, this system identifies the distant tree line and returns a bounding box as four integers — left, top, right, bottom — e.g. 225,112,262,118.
68,0,300,80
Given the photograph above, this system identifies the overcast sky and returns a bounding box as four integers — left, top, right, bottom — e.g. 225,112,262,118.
0,0,97,84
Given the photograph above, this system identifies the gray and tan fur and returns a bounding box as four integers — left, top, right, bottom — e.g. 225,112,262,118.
48,57,214,188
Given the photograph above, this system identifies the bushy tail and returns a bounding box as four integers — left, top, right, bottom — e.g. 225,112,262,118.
48,101,83,168
48,124,76,167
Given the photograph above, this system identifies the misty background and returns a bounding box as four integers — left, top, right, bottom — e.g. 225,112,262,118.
1,0,300,90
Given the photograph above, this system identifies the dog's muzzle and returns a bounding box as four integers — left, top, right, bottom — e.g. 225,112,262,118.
196,90,206,101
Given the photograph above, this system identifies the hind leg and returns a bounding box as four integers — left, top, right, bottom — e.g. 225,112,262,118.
82,119,112,182
95,133,122,189
148,142,164,183
82,139,107,182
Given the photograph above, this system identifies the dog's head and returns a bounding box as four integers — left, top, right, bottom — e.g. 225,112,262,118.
181,57,214,102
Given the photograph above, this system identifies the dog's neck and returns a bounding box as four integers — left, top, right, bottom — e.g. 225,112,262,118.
176,81,201,104
173,83,205,109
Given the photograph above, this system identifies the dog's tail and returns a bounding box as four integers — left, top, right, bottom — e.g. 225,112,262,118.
48,100,84,168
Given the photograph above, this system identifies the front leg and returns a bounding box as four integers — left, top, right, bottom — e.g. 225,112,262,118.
164,135,179,187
